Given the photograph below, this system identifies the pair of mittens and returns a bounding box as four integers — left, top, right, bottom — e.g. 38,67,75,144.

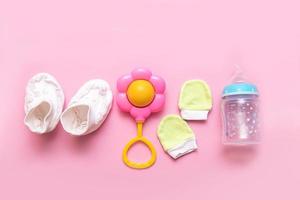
157,80,212,159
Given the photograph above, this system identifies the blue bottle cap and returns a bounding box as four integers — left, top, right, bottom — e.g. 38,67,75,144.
222,82,258,97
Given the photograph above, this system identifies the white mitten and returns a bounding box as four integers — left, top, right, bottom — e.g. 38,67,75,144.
157,115,197,159
60,80,113,136
24,73,65,134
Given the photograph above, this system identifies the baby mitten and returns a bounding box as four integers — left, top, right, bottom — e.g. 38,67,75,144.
157,115,197,159
179,80,212,120
60,79,113,136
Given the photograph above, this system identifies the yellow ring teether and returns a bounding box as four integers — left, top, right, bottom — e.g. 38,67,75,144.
122,123,157,169
122,136,156,169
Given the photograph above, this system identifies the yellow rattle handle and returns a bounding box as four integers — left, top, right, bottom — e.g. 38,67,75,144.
122,122,157,169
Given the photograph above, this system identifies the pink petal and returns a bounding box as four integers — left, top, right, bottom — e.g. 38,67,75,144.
130,107,151,122
117,75,133,92
149,75,166,94
116,93,132,112
131,68,152,80
149,94,165,112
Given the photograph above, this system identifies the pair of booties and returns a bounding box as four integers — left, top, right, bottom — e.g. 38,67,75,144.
157,80,212,159
24,73,113,136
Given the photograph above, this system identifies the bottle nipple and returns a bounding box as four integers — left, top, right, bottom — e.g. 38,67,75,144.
231,65,247,83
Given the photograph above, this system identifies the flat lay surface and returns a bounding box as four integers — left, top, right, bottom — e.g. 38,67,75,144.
1,0,300,199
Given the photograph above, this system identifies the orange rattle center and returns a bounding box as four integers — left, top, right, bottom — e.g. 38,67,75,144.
127,80,155,107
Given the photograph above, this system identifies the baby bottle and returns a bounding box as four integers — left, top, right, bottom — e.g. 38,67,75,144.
221,68,260,145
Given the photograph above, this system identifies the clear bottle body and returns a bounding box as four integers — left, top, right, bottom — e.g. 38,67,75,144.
221,94,259,145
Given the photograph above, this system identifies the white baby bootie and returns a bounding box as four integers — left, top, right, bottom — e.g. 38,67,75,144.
24,73,65,134
60,79,113,136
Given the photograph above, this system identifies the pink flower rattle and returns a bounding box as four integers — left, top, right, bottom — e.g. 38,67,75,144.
117,68,166,169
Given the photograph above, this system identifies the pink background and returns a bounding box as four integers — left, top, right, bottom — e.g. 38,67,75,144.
1,0,300,199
